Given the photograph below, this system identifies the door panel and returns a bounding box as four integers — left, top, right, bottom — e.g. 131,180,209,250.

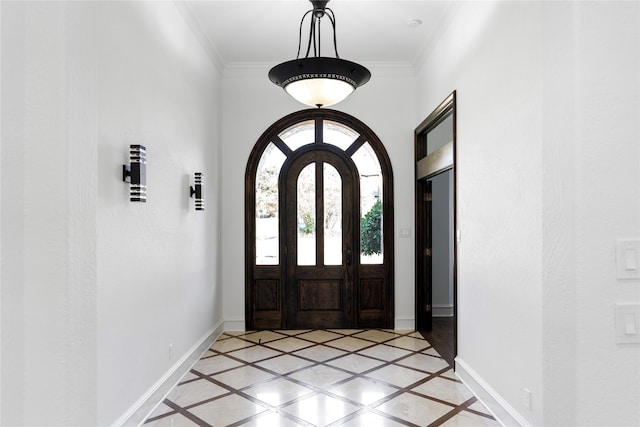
285,150,356,329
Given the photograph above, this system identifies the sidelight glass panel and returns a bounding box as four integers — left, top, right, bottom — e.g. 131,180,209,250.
279,120,315,151
255,143,286,265
297,163,316,265
323,120,359,151
323,163,342,265
352,142,383,264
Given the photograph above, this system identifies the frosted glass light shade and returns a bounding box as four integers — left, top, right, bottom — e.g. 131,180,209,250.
285,78,355,108
269,57,370,108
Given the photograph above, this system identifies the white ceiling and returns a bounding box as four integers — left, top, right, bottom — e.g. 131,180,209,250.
185,0,455,66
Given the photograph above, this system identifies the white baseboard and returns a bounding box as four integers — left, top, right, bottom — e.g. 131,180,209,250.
112,320,224,427
394,318,415,330
433,305,454,317
224,320,246,331
455,357,531,427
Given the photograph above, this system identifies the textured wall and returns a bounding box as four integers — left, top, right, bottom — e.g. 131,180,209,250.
416,1,640,426
1,2,222,425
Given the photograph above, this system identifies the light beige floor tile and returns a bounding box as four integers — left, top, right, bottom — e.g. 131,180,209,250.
211,366,275,390
343,411,406,426
327,329,363,335
412,377,474,405
441,368,458,380
325,336,375,352
188,394,267,427
265,337,315,352
192,355,243,375
376,393,453,426
275,329,311,335
288,364,353,388
143,330,496,427
424,347,442,357
326,354,385,374
441,410,502,426
352,330,401,343
406,331,426,339
282,393,359,426
292,344,347,362
396,353,450,374
366,364,428,388
146,403,173,419
223,331,250,337
166,379,228,406
227,345,283,363
255,354,314,374
468,401,493,415
296,330,344,343
211,337,254,353
179,371,199,383
239,410,304,426
243,377,314,406
243,330,288,344
145,412,198,427
384,336,431,351
357,344,412,361
329,377,396,405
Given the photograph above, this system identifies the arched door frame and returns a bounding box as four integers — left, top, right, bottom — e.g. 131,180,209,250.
245,109,394,329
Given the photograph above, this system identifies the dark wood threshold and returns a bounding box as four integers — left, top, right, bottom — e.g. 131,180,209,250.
419,316,455,368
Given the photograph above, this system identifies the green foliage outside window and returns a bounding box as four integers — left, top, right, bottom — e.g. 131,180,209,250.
360,199,382,255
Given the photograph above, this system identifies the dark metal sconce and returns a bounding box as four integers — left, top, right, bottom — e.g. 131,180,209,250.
190,172,204,211
122,145,147,202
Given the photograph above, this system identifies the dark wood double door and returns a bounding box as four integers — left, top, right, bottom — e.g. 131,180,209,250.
246,109,394,331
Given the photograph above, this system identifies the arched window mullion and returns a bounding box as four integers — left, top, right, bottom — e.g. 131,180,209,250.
271,135,293,157
346,134,367,157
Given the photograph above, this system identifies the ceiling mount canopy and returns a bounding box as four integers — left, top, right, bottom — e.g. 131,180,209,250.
268,0,371,108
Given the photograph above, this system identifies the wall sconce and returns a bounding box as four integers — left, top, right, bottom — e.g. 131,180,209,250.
190,172,204,211
122,145,147,202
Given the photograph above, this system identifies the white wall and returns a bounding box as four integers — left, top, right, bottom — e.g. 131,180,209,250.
416,1,640,426
1,2,223,425
221,64,417,329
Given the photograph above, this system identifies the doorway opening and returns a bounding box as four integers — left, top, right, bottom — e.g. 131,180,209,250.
245,109,394,330
415,92,457,366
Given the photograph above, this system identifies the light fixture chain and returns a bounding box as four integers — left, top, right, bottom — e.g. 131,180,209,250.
317,16,321,56
326,8,339,58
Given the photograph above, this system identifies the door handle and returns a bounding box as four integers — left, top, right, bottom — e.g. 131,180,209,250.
346,249,352,266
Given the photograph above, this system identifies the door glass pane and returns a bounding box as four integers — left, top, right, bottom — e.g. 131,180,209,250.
324,163,342,265
352,142,383,264
255,142,286,265
279,120,315,151
323,120,359,151
297,163,316,265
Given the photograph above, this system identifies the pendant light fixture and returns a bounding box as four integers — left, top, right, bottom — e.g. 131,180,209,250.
268,0,371,108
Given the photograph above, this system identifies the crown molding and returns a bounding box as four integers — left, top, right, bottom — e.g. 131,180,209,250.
173,0,225,73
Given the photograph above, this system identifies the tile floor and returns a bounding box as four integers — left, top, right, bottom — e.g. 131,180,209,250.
144,329,500,427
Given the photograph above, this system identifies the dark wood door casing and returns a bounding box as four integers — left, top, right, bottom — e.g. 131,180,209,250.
246,109,394,330
414,92,457,354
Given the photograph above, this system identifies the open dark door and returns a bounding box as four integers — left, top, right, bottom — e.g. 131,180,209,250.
417,180,433,330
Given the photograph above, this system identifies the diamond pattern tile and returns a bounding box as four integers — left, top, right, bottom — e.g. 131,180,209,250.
143,329,497,427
